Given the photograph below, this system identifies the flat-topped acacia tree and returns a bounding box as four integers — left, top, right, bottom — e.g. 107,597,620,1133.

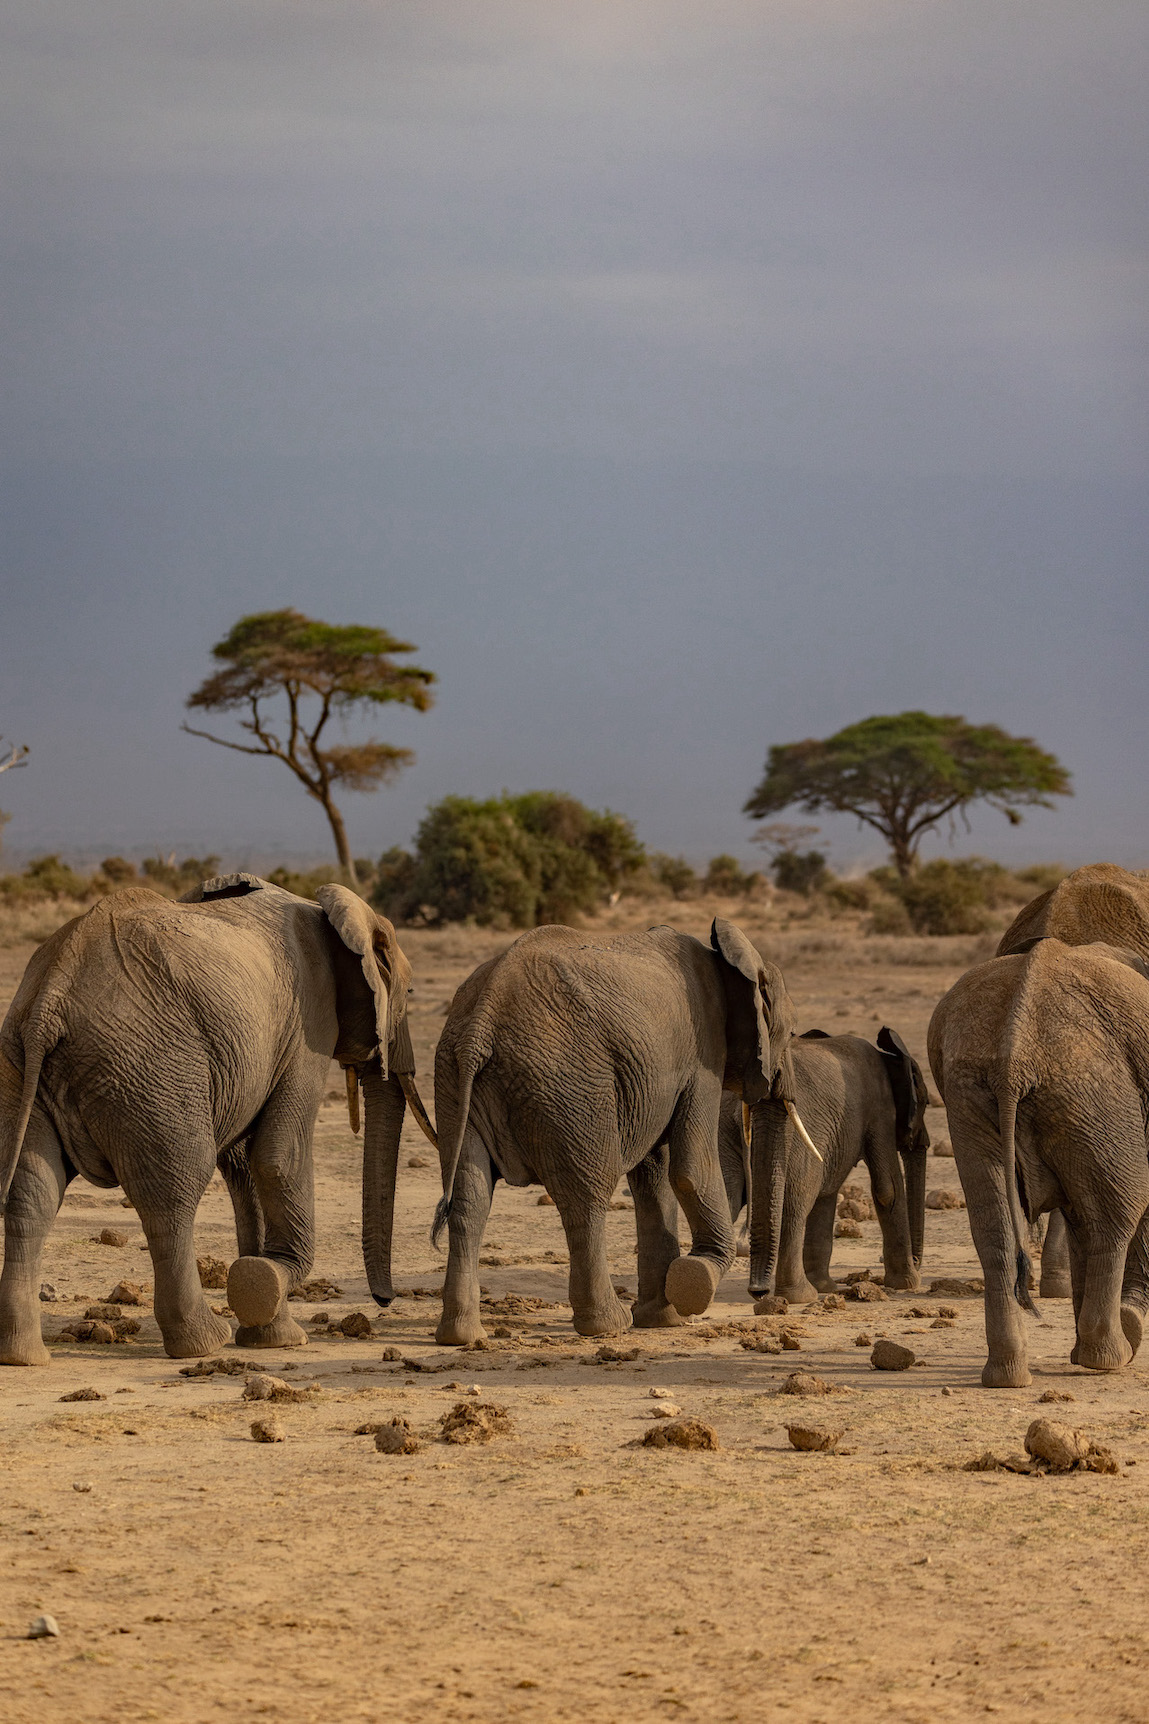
744,711,1071,878
184,608,435,887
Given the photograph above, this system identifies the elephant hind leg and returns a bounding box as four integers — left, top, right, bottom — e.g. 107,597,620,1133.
664,1079,735,1316
435,1142,495,1346
130,1139,232,1359
629,1144,685,1329
0,1101,68,1367
562,1202,633,1337
226,1065,322,1332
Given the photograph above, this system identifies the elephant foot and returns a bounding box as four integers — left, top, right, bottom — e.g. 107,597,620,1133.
773,1278,818,1307
883,1269,920,1293
665,1256,721,1318
227,1256,290,1328
1040,1273,1072,1300
234,1311,309,1349
1070,1334,1133,1372
981,1356,1032,1389
1121,1304,1144,1359
632,1297,686,1329
435,1309,487,1347
572,1295,634,1337
160,1304,234,1360
0,1327,51,1367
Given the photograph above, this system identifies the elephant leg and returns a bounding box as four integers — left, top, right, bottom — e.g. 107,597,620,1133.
1119,1208,1149,1357
219,1139,264,1258
718,1121,750,1255
1070,1238,1133,1373
629,1144,686,1329
802,1192,838,1295
873,1176,919,1292
435,1145,495,1346
0,1104,68,1367
226,1069,319,1333
952,1128,1032,1388
1039,1208,1072,1299
132,1147,233,1360
561,1202,632,1337
663,1083,735,1318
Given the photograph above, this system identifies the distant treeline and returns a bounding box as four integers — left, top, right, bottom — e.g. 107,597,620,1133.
0,790,1066,937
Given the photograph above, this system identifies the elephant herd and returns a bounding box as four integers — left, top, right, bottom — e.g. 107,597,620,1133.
1,862,1147,1393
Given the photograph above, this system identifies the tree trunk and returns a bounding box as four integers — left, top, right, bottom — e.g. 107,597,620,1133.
318,792,359,887
888,824,916,880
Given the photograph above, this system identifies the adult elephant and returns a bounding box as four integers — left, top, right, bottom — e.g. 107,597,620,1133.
0,874,430,1363
928,938,1149,1388
718,1027,929,1306
431,918,797,1345
995,863,1149,1300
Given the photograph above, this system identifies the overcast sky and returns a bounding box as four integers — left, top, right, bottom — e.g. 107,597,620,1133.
1,1,1145,873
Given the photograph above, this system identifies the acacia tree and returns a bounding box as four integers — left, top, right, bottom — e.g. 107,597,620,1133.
184,609,434,887
744,711,1071,878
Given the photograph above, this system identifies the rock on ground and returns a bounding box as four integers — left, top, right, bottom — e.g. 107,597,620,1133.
642,1418,719,1451
250,1416,286,1443
871,1340,916,1371
786,1423,844,1452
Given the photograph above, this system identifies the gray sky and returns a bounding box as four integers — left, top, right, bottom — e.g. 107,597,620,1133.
1,1,1146,873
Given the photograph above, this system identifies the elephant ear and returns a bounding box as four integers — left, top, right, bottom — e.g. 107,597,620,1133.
800,1027,832,1040
711,917,774,1103
876,1025,919,1141
180,871,267,903
317,886,395,1077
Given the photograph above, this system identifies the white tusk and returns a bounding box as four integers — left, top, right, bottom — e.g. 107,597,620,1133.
741,1103,752,1151
345,1066,361,1136
785,1100,823,1163
398,1073,439,1149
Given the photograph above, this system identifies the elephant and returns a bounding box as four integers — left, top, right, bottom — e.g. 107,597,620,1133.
928,937,1149,1387
717,1027,928,1306
0,873,431,1364
430,917,797,1345
996,864,1149,1301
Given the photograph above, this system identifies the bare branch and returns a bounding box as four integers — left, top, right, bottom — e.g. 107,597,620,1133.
180,722,275,758
0,740,29,775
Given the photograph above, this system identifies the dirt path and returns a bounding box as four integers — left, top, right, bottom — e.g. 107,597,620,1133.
2,904,1146,1723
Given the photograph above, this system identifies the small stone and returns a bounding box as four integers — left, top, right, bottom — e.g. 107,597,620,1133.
854,1332,872,1347
374,1417,423,1455
28,1615,59,1639
39,1283,58,1302
925,1189,965,1211
340,1312,373,1339
310,1311,331,1326
536,1193,556,1206
849,1281,889,1303
642,1418,719,1450
931,1137,955,1158
106,1281,143,1306
250,1416,286,1443
72,1481,94,1492
835,1219,864,1239
650,1404,682,1419
871,1339,916,1371
752,1295,788,1316
785,1423,843,1452
781,1372,834,1397
196,1256,228,1290
940,1386,954,1396
649,1387,677,1399
407,1155,430,1168
97,1229,128,1247
59,1387,104,1402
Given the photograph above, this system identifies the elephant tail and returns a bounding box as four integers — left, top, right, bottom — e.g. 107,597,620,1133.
997,1086,1038,1315
0,1025,57,1209
430,1040,488,1250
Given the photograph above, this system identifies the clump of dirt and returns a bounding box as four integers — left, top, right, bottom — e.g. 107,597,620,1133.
926,1189,966,1210
106,1281,144,1306
374,1417,423,1455
781,1372,842,1397
243,1373,321,1404
752,1295,788,1316
642,1419,719,1451
250,1416,286,1443
595,1344,640,1363
929,1277,983,1297
84,1303,124,1321
871,1340,915,1371
58,1386,104,1402
483,1293,565,1314
339,1312,373,1338
835,1219,864,1239
440,1400,515,1444
197,1255,229,1289
848,1281,889,1303
179,1357,265,1378
740,1333,783,1355
785,1423,844,1452
407,1155,431,1169
95,1228,128,1247
1038,1389,1076,1404
838,1188,875,1220
964,1421,1118,1477
287,1277,343,1301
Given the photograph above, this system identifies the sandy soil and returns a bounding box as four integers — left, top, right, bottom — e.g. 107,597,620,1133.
2,899,1148,1724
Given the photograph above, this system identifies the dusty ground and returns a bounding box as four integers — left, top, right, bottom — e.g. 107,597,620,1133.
2,897,1148,1724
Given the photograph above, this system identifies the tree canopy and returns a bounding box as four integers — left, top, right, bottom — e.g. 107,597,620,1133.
744,711,1071,877
184,608,434,885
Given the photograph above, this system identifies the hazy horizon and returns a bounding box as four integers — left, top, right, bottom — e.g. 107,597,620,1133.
2,3,1145,876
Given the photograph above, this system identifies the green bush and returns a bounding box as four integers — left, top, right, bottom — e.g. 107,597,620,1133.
99,856,137,884
771,848,829,897
647,853,700,900
824,875,874,911
372,792,645,928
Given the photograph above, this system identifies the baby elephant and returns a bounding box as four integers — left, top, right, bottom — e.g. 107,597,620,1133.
719,1027,930,1306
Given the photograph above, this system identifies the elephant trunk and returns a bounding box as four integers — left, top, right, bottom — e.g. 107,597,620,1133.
360,1060,406,1309
902,1148,927,1269
748,1101,789,1297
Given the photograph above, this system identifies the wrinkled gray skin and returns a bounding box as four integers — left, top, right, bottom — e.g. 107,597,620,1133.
997,864,1149,1302
718,1029,929,1304
431,918,797,1345
0,875,421,1364
928,939,1149,1388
